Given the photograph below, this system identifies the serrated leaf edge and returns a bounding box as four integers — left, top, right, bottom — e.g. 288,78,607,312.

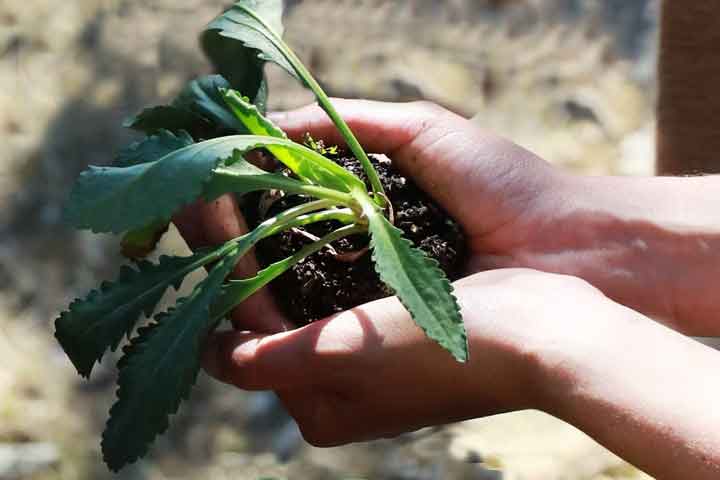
101,250,239,471
367,213,468,362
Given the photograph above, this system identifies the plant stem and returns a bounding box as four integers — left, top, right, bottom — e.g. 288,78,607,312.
286,52,387,206
213,224,366,318
213,167,357,208
230,199,339,250
275,208,357,234
245,9,387,205
211,201,357,276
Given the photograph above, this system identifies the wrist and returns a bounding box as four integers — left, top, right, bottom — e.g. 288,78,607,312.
531,173,720,334
530,300,720,479
457,271,630,415
526,298,642,420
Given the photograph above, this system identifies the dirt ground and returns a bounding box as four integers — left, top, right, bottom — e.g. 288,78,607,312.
0,1,658,479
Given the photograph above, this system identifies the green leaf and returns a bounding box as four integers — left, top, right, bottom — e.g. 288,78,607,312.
201,1,281,105
65,135,360,234
124,76,245,138
102,249,240,471
173,75,246,133
359,196,468,362
222,91,364,191
58,200,337,379
122,107,210,138
120,220,170,259
222,89,286,139
202,0,299,81
199,1,386,200
55,253,208,378
115,130,194,168
204,151,311,201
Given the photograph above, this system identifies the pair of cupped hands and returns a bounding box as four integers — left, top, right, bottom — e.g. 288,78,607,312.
173,99,705,448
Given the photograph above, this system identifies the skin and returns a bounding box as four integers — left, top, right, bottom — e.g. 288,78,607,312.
174,99,720,479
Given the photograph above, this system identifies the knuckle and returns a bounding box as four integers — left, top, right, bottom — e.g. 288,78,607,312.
543,271,600,295
411,100,446,118
226,361,257,389
227,339,265,389
299,423,345,448
293,395,349,447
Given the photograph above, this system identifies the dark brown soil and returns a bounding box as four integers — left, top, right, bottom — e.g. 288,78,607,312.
249,153,466,324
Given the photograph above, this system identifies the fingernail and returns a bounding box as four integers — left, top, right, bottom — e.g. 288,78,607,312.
231,337,260,364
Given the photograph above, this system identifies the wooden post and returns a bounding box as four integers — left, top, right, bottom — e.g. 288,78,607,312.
657,1,720,175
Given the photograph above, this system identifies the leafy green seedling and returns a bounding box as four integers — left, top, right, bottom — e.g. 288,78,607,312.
55,0,467,471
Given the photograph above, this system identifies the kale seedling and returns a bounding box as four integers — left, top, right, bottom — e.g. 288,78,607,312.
55,0,467,471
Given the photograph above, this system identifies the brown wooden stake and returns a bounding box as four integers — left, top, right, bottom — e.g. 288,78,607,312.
657,1,720,175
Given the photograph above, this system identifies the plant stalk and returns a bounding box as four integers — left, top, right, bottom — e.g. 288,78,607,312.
285,51,387,206
244,8,387,205
213,167,358,208
214,224,367,317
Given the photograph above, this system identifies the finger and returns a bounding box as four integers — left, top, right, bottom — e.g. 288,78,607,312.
173,201,210,249
174,195,287,333
269,99,537,236
274,388,376,448
269,99,458,153
203,294,414,391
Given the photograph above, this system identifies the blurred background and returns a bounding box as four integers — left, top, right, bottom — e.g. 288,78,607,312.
0,1,659,479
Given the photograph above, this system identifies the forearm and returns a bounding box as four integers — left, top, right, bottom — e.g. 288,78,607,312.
531,174,720,335
657,2,720,175
537,306,720,479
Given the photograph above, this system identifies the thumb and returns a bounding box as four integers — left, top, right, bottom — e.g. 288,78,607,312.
202,294,415,391
173,194,287,333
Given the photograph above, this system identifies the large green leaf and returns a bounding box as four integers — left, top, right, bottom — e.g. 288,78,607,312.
360,196,468,362
102,249,240,471
201,1,280,104
202,1,298,81
55,253,210,378
173,76,245,133
65,135,360,234
222,91,364,190
200,0,386,201
115,129,194,257
124,76,244,138
204,151,311,201
122,107,210,139
58,201,342,380
115,130,194,168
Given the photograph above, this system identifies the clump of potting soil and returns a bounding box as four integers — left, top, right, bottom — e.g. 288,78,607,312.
254,152,466,323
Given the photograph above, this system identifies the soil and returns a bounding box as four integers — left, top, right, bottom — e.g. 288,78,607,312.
249,152,466,324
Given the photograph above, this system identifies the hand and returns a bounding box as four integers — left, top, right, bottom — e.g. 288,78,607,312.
269,99,720,334
201,268,618,447
173,194,288,333
201,265,720,480
174,100,720,477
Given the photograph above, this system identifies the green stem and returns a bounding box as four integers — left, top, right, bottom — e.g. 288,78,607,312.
213,167,357,208
213,224,366,318
210,202,358,278
230,199,339,249
287,52,386,205
276,208,357,234
245,9,387,205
